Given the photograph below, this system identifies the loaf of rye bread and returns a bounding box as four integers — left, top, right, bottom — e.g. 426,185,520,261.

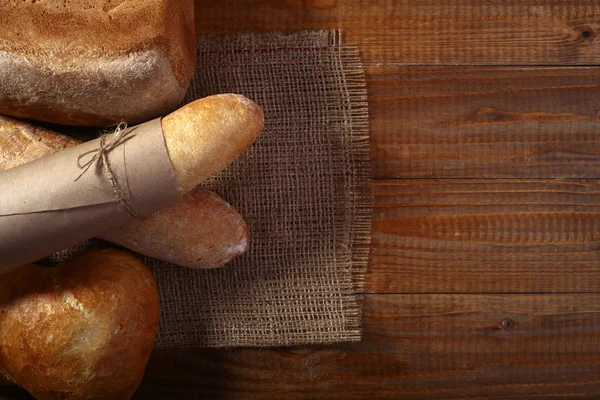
0,0,196,126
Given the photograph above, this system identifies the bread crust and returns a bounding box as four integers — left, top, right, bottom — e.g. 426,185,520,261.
0,115,249,268
0,249,160,399
162,94,265,192
0,115,81,171
100,187,249,268
0,0,196,126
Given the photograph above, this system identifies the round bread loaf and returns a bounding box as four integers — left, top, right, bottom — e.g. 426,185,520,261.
0,249,160,400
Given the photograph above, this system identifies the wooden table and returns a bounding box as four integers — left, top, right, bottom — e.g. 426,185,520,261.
2,1,600,399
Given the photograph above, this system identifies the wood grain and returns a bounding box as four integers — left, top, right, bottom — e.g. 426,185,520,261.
368,179,600,294
3,2,600,399
368,65,600,178
7,293,600,399
194,0,600,65
131,294,600,399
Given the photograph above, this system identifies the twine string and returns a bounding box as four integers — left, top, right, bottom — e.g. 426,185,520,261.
75,121,142,220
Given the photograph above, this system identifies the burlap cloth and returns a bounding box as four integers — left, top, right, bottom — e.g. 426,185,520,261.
47,30,371,348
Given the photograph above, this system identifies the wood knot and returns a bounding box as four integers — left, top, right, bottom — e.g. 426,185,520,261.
501,319,516,329
579,27,596,41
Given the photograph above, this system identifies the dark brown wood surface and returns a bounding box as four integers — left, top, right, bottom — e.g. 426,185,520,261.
195,0,600,66
367,66,600,179
148,2,600,397
135,295,600,399
369,179,600,293
2,1,600,399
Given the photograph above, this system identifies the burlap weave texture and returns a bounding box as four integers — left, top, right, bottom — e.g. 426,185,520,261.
45,30,371,348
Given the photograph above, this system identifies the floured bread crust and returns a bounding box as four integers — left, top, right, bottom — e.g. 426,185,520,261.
0,0,196,126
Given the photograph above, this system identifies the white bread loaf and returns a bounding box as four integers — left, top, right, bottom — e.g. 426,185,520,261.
0,0,196,126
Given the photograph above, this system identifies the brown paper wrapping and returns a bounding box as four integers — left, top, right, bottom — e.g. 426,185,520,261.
0,118,181,273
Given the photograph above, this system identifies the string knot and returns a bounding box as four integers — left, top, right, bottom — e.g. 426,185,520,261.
75,121,142,220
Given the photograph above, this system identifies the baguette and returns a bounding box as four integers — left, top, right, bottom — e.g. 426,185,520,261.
0,114,249,268
0,0,196,126
0,249,160,400
99,189,249,268
162,94,265,192
0,94,264,272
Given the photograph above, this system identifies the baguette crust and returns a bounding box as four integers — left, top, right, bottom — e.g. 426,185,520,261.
0,115,249,268
0,0,196,126
0,249,160,399
100,187,249,268
162,94,265,192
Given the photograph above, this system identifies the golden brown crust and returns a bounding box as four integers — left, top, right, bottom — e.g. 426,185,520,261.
0,115,80,171
0,0,195,85
162,94,265,192
100,187,249,268
0,115,249,268
0,249,160,400
0,0,196,126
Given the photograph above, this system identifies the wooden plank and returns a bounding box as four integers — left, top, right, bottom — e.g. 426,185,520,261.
125,294,600,399
194,0,600,65
368,65,600,179
5,293,600,399
368,179,600,294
